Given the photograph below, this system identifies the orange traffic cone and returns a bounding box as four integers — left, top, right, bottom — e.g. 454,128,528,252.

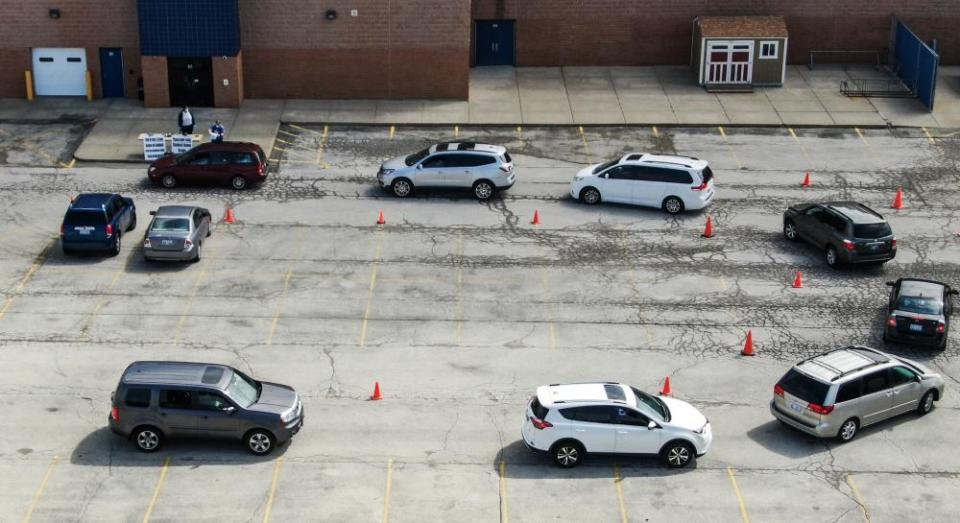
377,210,386,225
741,330,755,356
224,208,236,224
792,271,803,289
801,172,812,188
702,215,714,238
532,210,541,225
891,187,904,210
371,382,383,401
660,376,672,396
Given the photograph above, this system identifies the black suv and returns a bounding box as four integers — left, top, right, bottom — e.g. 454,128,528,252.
884,278,956,350
782,202,896,268
60,193,137,256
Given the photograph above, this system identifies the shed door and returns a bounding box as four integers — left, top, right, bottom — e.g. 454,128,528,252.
32,48,87,96
706,41,753,84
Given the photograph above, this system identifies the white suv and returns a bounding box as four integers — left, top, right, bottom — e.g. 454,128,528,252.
377,142,515,200
521,382,712,468
569,153,715,214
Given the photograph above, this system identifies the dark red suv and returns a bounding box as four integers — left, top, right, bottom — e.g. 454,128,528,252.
148,142,268,190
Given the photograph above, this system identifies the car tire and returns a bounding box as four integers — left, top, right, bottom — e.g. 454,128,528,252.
391,178,413,198
660,440,695,469
133,426,163,453
62,247,74,256
783,219,799,241
192,242,202,263
551,440,584,468
231,176,247,190
160,174,177,189
882,331,890,343
825,245,840,268
111,233,122,257
662,196,684,215
837,418,858,442
918,391,936,415
473,180,495,201
245,429,276,455
580,187,601,205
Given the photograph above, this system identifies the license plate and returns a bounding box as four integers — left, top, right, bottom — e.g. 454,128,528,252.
790,402,804,413
910,323,923,332
868,242,883,251
161,240,173,246
74,226,92,235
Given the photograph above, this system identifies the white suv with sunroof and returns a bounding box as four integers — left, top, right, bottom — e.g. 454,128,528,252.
521,382,712,468
377,142,515,200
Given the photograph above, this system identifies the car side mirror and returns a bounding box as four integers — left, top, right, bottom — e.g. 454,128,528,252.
885,281,895,287
647,420,658,430
149,211,156,216
222,405,236,414
949,289,959,296
416,164,423,170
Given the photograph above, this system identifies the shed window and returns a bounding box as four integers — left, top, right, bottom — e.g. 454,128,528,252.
760,41,779,59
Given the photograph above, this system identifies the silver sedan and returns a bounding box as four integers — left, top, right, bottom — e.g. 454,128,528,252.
142,205,212,262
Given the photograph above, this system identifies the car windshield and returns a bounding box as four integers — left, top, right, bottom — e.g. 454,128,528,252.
151,217,190,232
593,159,619,174
405,148,430,166
631,386,669,421
853,223,892,238
896,295,942,315
224,369,261,408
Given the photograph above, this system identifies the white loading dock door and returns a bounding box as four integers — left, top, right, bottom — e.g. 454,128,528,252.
31,48,87,96
706,41,753,84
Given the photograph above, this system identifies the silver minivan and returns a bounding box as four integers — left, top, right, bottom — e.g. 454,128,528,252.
770,346,944,442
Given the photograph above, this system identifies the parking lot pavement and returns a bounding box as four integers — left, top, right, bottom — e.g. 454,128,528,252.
0,122,88,169
1,125,960,521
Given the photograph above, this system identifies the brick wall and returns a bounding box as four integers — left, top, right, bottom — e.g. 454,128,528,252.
471,0,960,66
212,52,243,107
141,56,169,107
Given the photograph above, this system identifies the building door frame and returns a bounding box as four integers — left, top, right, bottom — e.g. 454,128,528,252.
475,20,516,66
99,48,125,97
706,41,754,84
167,57,214,107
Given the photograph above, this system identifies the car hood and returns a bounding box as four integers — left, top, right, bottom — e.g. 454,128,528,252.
247,382,298,414
381,156,408,171
576,164,600,178
660,396,708,431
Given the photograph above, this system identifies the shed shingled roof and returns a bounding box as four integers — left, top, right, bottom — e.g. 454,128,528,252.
698,16,788,39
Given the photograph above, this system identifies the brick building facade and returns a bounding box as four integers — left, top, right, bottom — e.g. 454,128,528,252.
0,0,957,106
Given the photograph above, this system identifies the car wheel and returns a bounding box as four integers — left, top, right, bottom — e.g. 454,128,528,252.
918,391,936,415
580,187,601,205
192,242,202,263
551,441,584,468
825,245,840,268
882,330,890,343
111,233,122,257
133,426,162,453
783,220,799,241
231,176,247,190
473,180,495,201
62,247,74,256
662,196,684,215
660,440,695,468
246,429,276,455
837,418,858,442
161,174,176,189
391,178,413,198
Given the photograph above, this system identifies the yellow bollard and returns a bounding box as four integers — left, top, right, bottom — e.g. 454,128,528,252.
85,71,93,101
25,70,34,102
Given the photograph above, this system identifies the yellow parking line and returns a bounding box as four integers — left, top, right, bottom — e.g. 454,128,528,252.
389,125,395,140
787,127,813,170
578,126,594,163
65,158,76,169
921,126,936,144
454,125,460,138
516,125,522,139
613,464,628,523
142,457,171,523
456,231,465,348
266,230,306,346
316,125,329,168
498,460,509,523
0,243,52,323
652,126,659,139
846,474,871,522
288,123,326,136
262,457,284,523
21,455,59,523
173,242,217,346
726,467,750,523
359,230,384,348
381,458,394,523
854,127,871,148
718,126,743,170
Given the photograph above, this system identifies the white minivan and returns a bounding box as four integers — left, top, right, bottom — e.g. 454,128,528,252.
569,153,715,214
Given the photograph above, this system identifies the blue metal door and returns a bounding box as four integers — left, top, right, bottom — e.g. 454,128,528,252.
476,20,515,66
99,48,125,97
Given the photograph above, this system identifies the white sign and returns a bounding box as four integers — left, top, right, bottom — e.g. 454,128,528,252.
171,134,194,154
142,134,166,161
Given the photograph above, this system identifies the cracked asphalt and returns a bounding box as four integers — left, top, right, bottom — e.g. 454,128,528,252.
1,124,959,521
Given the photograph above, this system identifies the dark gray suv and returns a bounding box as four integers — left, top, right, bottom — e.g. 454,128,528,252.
783,201,896,268
108,361,303,455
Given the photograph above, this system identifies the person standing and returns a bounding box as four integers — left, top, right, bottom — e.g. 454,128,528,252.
209,120,225,143
177,107,194,135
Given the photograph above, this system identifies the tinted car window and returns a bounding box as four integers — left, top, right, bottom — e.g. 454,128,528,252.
405,148,430,166
159,389,193,409
835,379,862,403
421,155,448,168
895,295,942,315
188,153,210,166
805,206,825,219
604,384,626,401
530,397,549,419
657,167,693,184
560,406,614,423
503,152,512,163
853,223,892,238
594,159,620,174
444,154,493,168
195,391,231,411
125,388,152,408
65,210,106,226
778,368,829,404
630,386,668,420
700,166,714,184
822,212,847,233
862,371,890,395
890,366,918,387
606,166,633,180
256,147,267,165
151,218,190,232
234,152,255,165
613,406,649,426
211,152,231,165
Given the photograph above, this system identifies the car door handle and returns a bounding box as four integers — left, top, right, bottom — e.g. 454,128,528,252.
885,392,893,397
616,430,629,434
574,429,586,433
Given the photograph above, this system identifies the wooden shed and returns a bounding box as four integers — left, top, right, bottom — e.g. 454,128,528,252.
692,16,788,90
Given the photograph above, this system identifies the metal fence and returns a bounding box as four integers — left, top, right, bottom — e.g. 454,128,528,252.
890,17,939,110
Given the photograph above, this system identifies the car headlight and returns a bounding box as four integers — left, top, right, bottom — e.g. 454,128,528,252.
380,168,395,175
573,175,586,182
149,166,157,173
694,421,709,434
281,405,298,422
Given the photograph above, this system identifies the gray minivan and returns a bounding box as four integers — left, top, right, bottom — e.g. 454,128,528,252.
108,361,303,455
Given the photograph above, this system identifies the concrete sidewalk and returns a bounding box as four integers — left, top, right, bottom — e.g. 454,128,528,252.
2,65,958,163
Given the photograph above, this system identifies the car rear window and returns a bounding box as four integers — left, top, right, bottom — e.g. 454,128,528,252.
125,388,151,408
778,368,829,404
152,218,190,232
503,152,512,163
530,397,549,419
896,295,942,315
853,223,891,238
256,147,266,165
701,166,714,184
65,210,105,226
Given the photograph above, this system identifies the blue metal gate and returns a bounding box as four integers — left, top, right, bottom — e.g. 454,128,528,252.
890,17,939,110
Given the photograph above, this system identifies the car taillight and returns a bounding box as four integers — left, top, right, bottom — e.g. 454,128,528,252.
529,416,553,430
110,406,119,421
60,224,65,237
691,182,708,191
937,322,946,333
774,384,784,397
842,239,856,251
143,238,152,249
887,316,898,327
499,164,512,173
808,403,834,415
184,239,193,250
259,163,266,174
891,239,897,249
105,224,114,237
